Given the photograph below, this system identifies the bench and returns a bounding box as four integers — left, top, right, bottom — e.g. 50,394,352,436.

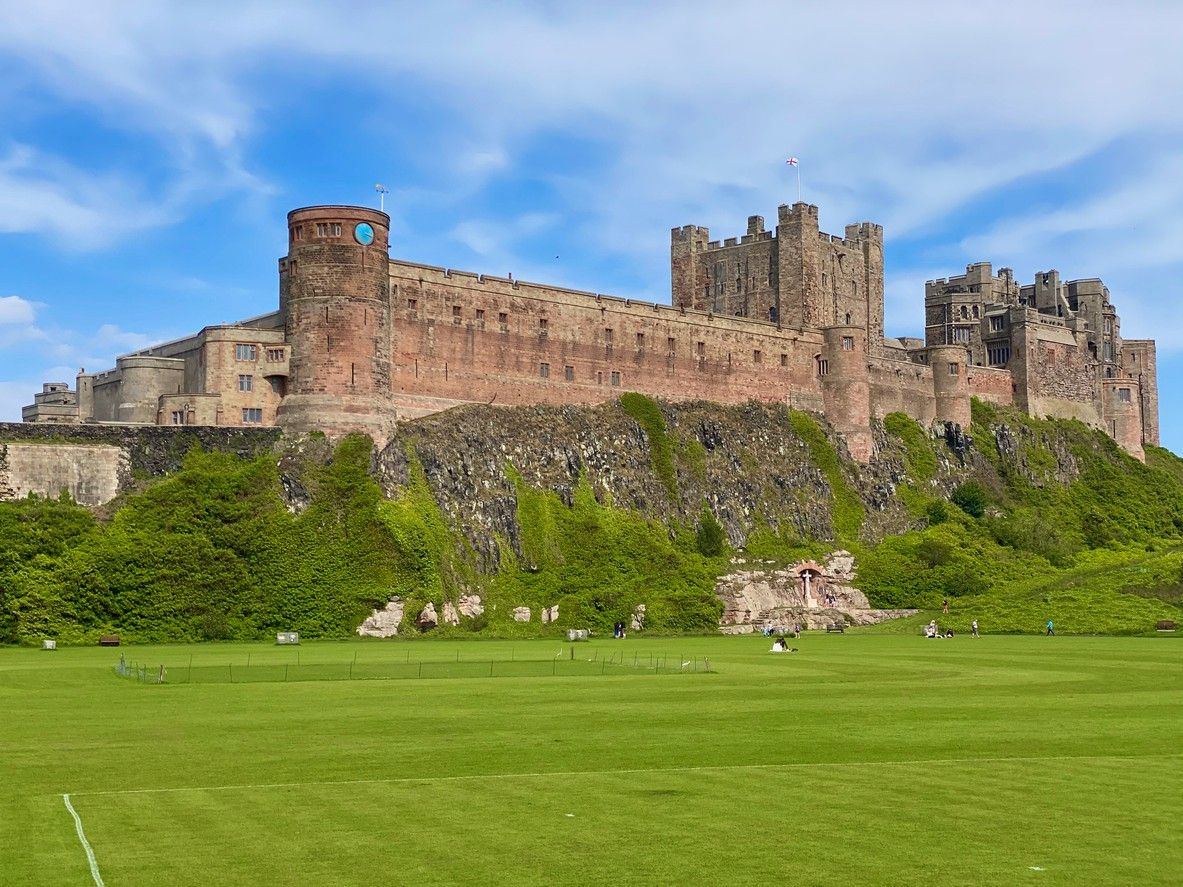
825,623,846,633
1156,620,1177,632
98,635,121,647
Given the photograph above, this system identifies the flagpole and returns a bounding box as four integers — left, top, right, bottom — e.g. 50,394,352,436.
796,164,801,203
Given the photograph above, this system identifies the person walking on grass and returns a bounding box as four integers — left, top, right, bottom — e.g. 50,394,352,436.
971,619,979,638
1046,619,1055,636
942,598,949,614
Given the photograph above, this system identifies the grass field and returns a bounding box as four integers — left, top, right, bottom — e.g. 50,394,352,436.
2,634,1181,886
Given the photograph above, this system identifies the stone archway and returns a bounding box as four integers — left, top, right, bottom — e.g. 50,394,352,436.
795,561,826,608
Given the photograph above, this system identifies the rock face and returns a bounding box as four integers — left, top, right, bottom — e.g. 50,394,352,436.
715,550,914,632
458,594,484,618
512,606,531,623
542,605,558,624
418,602,438,630
374,401,840,572
630,604,647,632
357,598,405,638
442,600,460,626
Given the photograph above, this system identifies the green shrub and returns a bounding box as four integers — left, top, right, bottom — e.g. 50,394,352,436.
695,507,727,557
951,481,988,518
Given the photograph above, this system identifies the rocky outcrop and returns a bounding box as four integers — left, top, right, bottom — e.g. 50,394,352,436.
458,594,484,618
442,600,460,626
541,605,558,624
715,550,914,631
375,401,841,571
357,598,405,638
512,606,531,623
418,602,438,630
630,604,647,632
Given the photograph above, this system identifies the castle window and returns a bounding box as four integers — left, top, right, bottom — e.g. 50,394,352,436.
948,362,959,376
292,226,303,241
539,362,550,379
696,341,706,358
987,345,1011,366
990,315,1005,332
242,408,263,423
816,356,828,377
238,374,253,392
269,377,285,395
407,298,418,312
845,312,851,325
780,353,788,367
565,365,574,382
170,410,186,426
953,326,971,344
499,312,508,332
769,306,779,323
315,223,342,237
611,371,621,387
267,348,285,361
452,305,462,325
960,305,969,320
972,305,980,319
597,371,603,385
636,332,645,349
235,344,257,361
538,317,548,337
822,273,828,288
667,337,676,356
1118,387,1131,402
605,327,614,355
753,350,762,364
476,308,485,329
842,336,854,351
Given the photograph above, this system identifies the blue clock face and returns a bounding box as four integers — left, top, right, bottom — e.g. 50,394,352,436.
354,222,375,246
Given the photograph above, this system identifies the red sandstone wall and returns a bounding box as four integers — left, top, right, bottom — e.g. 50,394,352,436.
388,262,829,417
966,366,1015,407
868,358,936,423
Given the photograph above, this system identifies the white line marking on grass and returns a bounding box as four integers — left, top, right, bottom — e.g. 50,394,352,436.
62,794,105,887
67,751,1183,799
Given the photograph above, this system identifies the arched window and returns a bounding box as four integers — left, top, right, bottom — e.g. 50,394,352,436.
844,312,851,325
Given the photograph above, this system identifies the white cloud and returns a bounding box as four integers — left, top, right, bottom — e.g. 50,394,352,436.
0,296,36,325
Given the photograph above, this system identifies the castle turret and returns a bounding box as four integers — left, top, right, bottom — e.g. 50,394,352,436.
928,344,971,428
276,206,396,443
820,325,873,463
671,225,709,311
777,203,823,328
1102,377,1146,462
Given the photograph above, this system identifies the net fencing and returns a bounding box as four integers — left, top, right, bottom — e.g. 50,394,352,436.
113,649,714,686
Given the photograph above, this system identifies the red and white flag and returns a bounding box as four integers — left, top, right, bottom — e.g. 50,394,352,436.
785,157,799,166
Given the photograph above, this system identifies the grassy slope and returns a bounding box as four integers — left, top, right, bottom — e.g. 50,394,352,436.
4,400,1183,641
1,635,1180,885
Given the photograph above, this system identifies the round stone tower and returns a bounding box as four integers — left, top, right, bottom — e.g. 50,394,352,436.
275,205,396,443
819,325,873,463
928,344,971,428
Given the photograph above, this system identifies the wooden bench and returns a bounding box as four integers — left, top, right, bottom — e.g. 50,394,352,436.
98,634,121,647
825,624,846,633
1156,620,1177,632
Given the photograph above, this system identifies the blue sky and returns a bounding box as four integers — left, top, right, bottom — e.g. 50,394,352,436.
1,1,1181,449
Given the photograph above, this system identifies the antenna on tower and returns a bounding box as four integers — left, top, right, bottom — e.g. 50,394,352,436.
374,183,389,212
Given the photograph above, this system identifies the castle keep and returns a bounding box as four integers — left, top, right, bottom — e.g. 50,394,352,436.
23,201,1159,461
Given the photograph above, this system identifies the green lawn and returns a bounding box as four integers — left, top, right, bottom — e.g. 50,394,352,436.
2,635,1181,886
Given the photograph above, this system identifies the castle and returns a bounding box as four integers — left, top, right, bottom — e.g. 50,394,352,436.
22,201,1159,461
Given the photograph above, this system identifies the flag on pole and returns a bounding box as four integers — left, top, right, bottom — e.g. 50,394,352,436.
786,157,802,201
